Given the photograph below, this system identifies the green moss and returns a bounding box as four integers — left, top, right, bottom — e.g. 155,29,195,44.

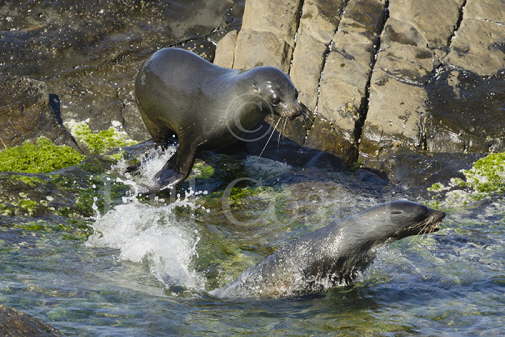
0,137,85,173
13,219,93,241
109,151,125,161
0,168,129,219
0,203,13,216
427,182,445,192
12,175,46,186
463,153,505,193
449,177,467,188
191,160,215,179
203,185,273,209
78,156,115,174
428,152,505,207
17,199,39,216
229,186,264,204
72,122,137,154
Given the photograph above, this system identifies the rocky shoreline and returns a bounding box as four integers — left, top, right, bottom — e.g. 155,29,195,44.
1,0,504,185
0,1,504,333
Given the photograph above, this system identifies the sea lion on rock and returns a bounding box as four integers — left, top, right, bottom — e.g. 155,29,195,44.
135,48,305,190
212,200,445,298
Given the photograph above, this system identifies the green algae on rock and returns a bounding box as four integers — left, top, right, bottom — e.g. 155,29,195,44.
190,160,216,180
428,152,505,207
464,153,505,194
0,159,129,219
9,219,94,241
0,137,84,174
70,121,137,155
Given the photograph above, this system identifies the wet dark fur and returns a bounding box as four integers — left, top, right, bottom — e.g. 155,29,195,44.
212,200,445,298
135,48,305,190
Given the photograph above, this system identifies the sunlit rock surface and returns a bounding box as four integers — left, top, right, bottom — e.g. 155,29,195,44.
215,0,505,178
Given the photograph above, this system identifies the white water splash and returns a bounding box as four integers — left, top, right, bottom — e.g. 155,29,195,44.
86,200,204,290
86,145,205,292
111,145,177,196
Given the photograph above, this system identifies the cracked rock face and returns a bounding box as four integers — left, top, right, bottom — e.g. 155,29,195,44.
215,0,505,168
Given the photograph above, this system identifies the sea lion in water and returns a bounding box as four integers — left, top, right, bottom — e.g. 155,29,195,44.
212,200,445,298
135,48,305,190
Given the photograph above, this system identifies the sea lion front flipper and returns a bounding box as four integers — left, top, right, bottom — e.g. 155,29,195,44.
154,138,198,190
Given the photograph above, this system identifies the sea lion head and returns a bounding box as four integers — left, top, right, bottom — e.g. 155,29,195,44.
387,200,445,239
304,200,445,289
351,200,445,245
249,66,306,120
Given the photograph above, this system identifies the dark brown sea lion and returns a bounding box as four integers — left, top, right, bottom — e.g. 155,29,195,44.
211,200,445,298
135,48,305,190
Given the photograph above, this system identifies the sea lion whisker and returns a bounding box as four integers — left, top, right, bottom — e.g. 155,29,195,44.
259,117,282,158
276,117,283,147
419,220,431,237
277,116,288,148
420,224,429,237
302,109,314,122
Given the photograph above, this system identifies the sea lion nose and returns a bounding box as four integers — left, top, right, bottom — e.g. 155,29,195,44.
289,101,306,120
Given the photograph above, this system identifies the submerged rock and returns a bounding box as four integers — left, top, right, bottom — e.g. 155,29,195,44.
0,305,61,337
365,151,485,193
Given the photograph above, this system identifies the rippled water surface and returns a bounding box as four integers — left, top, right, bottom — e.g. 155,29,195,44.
0,153,504,336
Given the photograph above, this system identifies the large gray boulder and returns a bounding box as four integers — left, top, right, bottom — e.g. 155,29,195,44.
360,0,505,163
306,0,387,164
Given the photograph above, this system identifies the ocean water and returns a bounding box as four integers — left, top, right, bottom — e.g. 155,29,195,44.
0,151,503,337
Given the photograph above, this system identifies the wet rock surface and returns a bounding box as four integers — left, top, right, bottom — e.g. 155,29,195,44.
306,0,387,164
1,0,503,187
0,76,76,148
0,155,126,220
0,305,62,337
0,0,243,141
233,0,302,73
366,151,485,193
425,68,505,153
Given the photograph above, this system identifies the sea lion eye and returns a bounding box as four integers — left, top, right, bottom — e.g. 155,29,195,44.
272,95,281,106
392,210,403,215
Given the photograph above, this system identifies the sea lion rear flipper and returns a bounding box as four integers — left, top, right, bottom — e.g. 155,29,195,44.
154,139,198,190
